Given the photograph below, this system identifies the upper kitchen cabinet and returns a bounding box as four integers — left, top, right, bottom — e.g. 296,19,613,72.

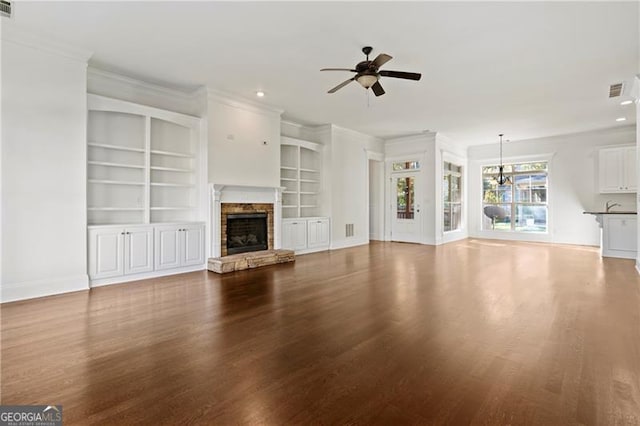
598,146,636,193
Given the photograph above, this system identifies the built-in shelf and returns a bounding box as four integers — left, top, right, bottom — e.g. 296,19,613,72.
151,149,194,158
89,179,145,186
150,182,195,188
88,94,202,226
280,136,322,219
88,161,145,169
282,205,297,208
150,207,194,211
88,142,145,153
88,207,144,211
150,166,193,173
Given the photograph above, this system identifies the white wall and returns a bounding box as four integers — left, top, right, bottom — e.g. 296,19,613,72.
208,94,282,188
468,126,636,246
328,126,384,249
1,36,91,302
368,159,384,241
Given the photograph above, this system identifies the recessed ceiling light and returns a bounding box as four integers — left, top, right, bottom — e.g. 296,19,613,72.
615,117,626,122
256,91,265,97
620,100,633,106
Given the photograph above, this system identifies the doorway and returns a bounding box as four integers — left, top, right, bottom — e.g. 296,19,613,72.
391,172,422,243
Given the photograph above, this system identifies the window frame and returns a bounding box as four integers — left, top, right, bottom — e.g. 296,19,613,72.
480,157,552,235
443,161,463,233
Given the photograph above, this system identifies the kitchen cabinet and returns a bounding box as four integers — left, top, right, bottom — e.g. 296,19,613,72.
599,146,636,193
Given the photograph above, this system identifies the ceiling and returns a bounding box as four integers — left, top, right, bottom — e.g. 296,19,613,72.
7,1,639,146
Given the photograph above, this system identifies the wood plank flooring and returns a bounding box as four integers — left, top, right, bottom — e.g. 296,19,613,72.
2,240,640,425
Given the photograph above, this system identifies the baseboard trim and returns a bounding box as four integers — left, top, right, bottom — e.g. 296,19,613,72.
90,264,205,287
330,238,369,251
1,274,89,303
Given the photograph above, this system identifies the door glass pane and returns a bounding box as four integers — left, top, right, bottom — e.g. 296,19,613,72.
396,176,414,219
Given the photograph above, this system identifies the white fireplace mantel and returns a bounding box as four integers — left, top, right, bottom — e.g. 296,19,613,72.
209,183,284,258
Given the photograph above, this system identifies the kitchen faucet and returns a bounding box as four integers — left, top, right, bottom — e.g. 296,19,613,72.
606,200,621,212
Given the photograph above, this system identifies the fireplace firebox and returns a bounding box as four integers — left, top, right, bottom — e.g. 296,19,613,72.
226,213,268,255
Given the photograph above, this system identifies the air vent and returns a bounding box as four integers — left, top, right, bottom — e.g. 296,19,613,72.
345,224,354,237
609,83,624,98
0,1,11,18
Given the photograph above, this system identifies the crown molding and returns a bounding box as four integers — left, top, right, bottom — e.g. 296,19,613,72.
206,88,284,116
87,67,204,102
1,23,93,63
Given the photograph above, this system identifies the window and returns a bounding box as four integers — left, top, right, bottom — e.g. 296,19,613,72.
482,161,548,232
392,161,420,171
443,161,462,232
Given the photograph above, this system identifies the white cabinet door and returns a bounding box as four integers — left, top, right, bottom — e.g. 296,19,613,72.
599,148,623,193
182,224,205,266
89,228,124,279
154,226,181,270
623,146,637,192
282,220,307,250
124,227,154,275
307,219,330,248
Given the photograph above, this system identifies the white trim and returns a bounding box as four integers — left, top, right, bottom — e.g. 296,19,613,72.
281,136,321,152
209,184,284,258
1,275,89,303
330,238,369,251
206,88,284,116
90,265,204,287
88,94,200,127
1,23,93,63
441,230,468,244
366,150,384,161
87,67,201,103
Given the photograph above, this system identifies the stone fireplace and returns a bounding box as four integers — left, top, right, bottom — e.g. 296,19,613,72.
210,184,283,258
220,203,274,256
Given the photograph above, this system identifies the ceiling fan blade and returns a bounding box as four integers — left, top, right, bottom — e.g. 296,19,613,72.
371,53,393,68
328,77,355,93
371,81,385,97
379,70,422,81
320,68,357,72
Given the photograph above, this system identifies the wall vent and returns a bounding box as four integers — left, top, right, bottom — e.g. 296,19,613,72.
0,1,11,18
609,83,624,98
345,224,354,237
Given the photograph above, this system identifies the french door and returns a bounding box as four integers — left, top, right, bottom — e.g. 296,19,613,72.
391,172,422,243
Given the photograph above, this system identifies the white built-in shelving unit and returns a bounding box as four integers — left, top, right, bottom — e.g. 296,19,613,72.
87,95,202,225
280,136,322,219
87,94,206,287
280,136,330,253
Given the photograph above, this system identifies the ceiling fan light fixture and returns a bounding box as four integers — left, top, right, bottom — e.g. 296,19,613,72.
356,74,378,89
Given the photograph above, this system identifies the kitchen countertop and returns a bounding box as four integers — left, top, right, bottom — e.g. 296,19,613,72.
583,211,637,215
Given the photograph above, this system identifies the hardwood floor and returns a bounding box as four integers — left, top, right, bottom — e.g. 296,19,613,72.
2,240,640,425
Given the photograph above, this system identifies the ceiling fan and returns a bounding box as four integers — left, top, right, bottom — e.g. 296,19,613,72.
321,46,422,97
